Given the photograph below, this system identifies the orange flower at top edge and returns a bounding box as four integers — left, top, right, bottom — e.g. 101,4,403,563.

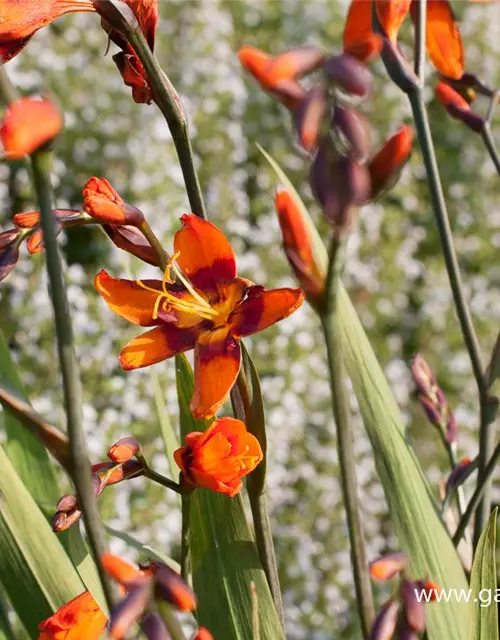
174,417,263,497
1,97,63,159
38,591,107,640
95,214,304,419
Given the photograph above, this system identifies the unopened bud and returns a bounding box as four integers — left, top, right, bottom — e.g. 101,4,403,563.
333,106,371,163
154,564,197,611
192,628,214,640
56,494,78,513
445,458,475,498
413,579,441,602
370,598,400,640
52,508,82,532
410,354,436,397
0,231,20,283
369,552,407,581
26,223,63,255
103,225,158,266
294,84,328,151
435,82,485,133
83,177,144,226
401,578,426,632
142,612,170,640
108,436,141,463
368,126,413,199
101,552,147,588
109,584,150,640
323,53,372,98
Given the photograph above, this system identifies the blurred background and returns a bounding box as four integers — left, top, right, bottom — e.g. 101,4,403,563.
1,1,500,637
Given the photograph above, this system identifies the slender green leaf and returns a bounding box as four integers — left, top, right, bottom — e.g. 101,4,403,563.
468,509,498,640
151,369,179,481
486,333,500,393
175,355,283,640
0,330,60,504
259,146,470,639
0,592,16,640
68,526,108,615
0,445,83,638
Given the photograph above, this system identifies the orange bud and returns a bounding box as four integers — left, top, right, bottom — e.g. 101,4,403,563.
275,189,324,304
13,209,81,229
294,84,327,151
435,82,485,132
174,417,263,497
369,552,408,581
368,125,413,199
1,97,62,159
107,436,140,463
192,628,214,640
83,177,144,226
26,223,62,255
101,553,145,588
154,564,197,611
414,579,442,601
375,0,412,43
238,45,273,89
343,0,373,59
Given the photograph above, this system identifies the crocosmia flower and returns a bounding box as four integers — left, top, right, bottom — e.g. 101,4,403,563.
1,97,63,159
174,417,263,497
38,591,107,640
95,214,304,418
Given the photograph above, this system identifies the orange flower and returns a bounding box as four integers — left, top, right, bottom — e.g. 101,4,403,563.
0,0,158,103
274,189,324,304
95,214,304,418
38,591,107,640
368,125,414,198
343,0,464,79
174,417,263,497
1,97,63,159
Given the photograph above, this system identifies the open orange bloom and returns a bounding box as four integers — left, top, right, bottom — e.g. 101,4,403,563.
1,97,63,159
96,214,304,418
38,591,107,640
343,0,464,79
174,417,263,497
0,0,158,103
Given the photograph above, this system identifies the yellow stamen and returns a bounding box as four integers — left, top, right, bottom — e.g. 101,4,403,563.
136,253,218,321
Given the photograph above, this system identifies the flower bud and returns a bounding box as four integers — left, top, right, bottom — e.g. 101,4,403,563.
1,97,63,159
142,612,170,640
13,209,82,229
445,457,475,498
410,354,436,397
108,436,141,463
294,84,327,151
413,579,441,602
109,584,150,640
113,52,153,105
101,552,146,588
56,494,78,513
401,578,426,632
275,189,325,304
435,82,485,133
368,126,413,199
52,508,82,532
83,177,144,226
154,564,197,611
370,598,400,640
267,46,325,83
333,106,371,163
103,224,158,266
26,223,63,255
323,53,372,98
369,552,407,581
192,628,214,640
0,230,20,282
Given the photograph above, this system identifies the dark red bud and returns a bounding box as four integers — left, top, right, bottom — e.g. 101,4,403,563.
56,494,78,513
142,612,170,640
273,78,308,111
410,354,436,395
401,579,426,632
435,82,485,133
0,232,20,282
154,564,197,611
369,598,400,640
370,552,407,581
52,509,82,532
323,53,372,97
103,224,158,266
295,84,328,151
333,106,371,162
109,584,151,639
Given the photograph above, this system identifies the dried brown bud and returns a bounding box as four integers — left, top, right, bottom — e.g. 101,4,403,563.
52,509,82,532
56,494,78,513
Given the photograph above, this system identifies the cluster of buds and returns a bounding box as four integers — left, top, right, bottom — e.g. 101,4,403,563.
102,553,198,639
369,553,440,639
52,437,143,532
239,44,413,232
410,354,459,445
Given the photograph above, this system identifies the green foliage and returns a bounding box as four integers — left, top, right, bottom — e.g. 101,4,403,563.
175,354,284,640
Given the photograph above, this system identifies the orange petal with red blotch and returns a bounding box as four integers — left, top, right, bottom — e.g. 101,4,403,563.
412,0,464,79
120,325,196,371
174,214,237,294
95,270,162,327
1,97,62,159
343,0,373,58
101,553,143,587
191,327,241,419
38,591,107,640
375,0,412,42
0,0,95,62
230,287,304,338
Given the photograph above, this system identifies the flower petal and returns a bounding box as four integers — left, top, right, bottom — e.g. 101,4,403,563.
0,0,95,63
343,0,373,56
413,0,464,80
375,0,412,42
191,327,241,419
230,287,304,338
38,591,106,639
120,325,196,371
95,269,162,326
101,553,142,587
174,214,237,296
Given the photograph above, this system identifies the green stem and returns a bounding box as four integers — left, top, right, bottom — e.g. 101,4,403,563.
157,603,188,640
443,441,469,543
140,219,170,270
0,65,115,611
143,467,183,494
319,231,374,637
247,491,284,631
453,439,500,546
413,0,427,82
407,90,492,542
126,29,207,219
481,125,500,178
180,495,190,581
